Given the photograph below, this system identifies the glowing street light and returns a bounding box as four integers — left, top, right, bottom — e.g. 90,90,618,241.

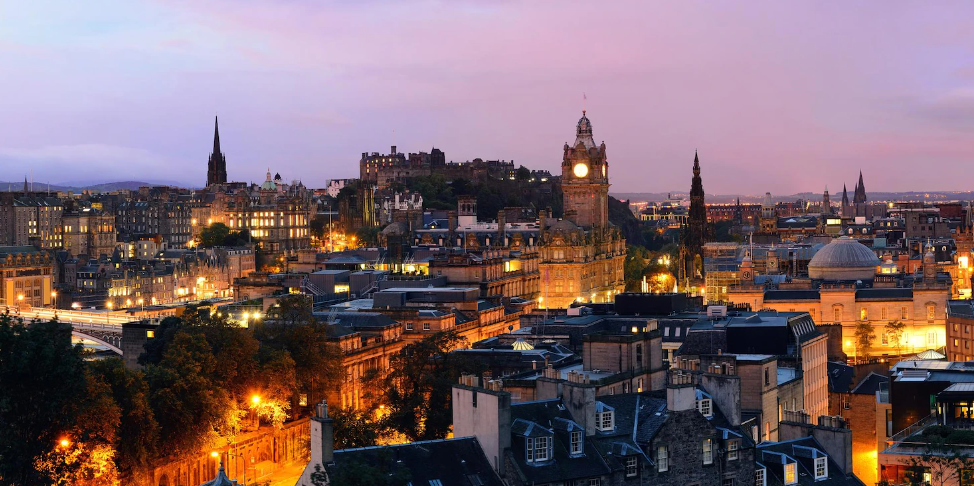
58,438,70,448
210,451,219,458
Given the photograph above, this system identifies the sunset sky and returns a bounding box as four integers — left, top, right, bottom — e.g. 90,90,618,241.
3,1,974,194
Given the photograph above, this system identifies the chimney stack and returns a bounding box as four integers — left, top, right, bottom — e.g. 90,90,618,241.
311,400,334,466
666,371,697,412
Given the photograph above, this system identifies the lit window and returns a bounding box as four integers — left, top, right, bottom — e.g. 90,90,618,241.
625,456,637,477
146,330,154,339
657,446,668,472
784,463,797,484
703,438,713,465
727,440,739,461
860,308,868,321
570,431,583,455
814,456,827,479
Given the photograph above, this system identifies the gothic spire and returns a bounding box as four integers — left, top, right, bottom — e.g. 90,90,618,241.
212,116,221,156
206,115,228,186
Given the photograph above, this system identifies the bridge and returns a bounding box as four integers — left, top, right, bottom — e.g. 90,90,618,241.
6,307,134,356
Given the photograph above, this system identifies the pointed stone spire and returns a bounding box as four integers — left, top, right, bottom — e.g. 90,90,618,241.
23,177,28,193
206,115,228,186
853,171,867,204
693,150,701,176
212,116,221,156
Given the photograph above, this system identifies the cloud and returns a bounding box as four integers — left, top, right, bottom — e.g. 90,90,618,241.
0,144,192,185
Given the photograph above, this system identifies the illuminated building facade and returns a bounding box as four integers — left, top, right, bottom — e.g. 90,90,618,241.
729,239,950,359
0,246,55,308
62,207,116,258
537,111,626,309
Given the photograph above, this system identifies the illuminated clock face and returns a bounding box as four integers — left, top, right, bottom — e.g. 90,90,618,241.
573,163,589,178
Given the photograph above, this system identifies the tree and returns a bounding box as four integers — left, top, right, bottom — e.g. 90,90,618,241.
381,331,481,441
516,165,531,181
310,215,328,240
885,320,907,358
355,226,381,247
0,317,118,485
87,358,159,480
331,408,383,449
256,295,344,408
199,223,232,247
854,321,876,363
144,332,233,456
905,437,974,486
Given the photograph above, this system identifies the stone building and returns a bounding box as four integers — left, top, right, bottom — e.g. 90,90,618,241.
729,238,950,360
0,245,55,308
0,192,63,249
827,361,891,485
62,207,116,258
537,111,625,309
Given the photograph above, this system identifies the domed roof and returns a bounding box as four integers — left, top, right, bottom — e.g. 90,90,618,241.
511,338,534,351
380,221,409,236
574,111,596,149
808,237,880,280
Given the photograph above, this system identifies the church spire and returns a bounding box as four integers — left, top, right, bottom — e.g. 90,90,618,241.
206,115,228,186
213,116,221,156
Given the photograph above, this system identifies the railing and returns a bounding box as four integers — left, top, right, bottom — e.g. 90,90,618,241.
887,413,938,445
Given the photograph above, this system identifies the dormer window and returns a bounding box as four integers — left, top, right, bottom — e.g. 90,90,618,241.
596,410,614,431
525,436,551,463
697,398,713,418
784,463,797,485
814,456,828,479
570,431,583,455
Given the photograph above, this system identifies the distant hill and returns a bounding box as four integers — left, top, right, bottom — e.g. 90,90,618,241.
0,180,197,193
613,191,974,204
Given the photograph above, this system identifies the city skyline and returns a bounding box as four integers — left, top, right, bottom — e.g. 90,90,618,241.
4,1,974,193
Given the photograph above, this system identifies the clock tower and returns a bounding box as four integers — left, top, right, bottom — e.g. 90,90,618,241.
562,111,609,229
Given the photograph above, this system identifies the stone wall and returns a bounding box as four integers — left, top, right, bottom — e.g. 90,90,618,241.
147,418,310,486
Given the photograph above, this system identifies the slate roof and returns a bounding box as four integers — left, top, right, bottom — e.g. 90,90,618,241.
330,437,504,486
508,399,611,484
325,312,397,329
758,437,864,485
855,288,913,301
827,362,855,393
851,372,889,395
764,290,821,302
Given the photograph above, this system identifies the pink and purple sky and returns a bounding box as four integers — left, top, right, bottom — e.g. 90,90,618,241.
2,1,974,194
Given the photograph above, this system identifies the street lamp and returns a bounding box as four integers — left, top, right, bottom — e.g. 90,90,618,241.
58,438,70,448
251,395,261,428
138,298,144,317
16,294,23,315
106,301,113,324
